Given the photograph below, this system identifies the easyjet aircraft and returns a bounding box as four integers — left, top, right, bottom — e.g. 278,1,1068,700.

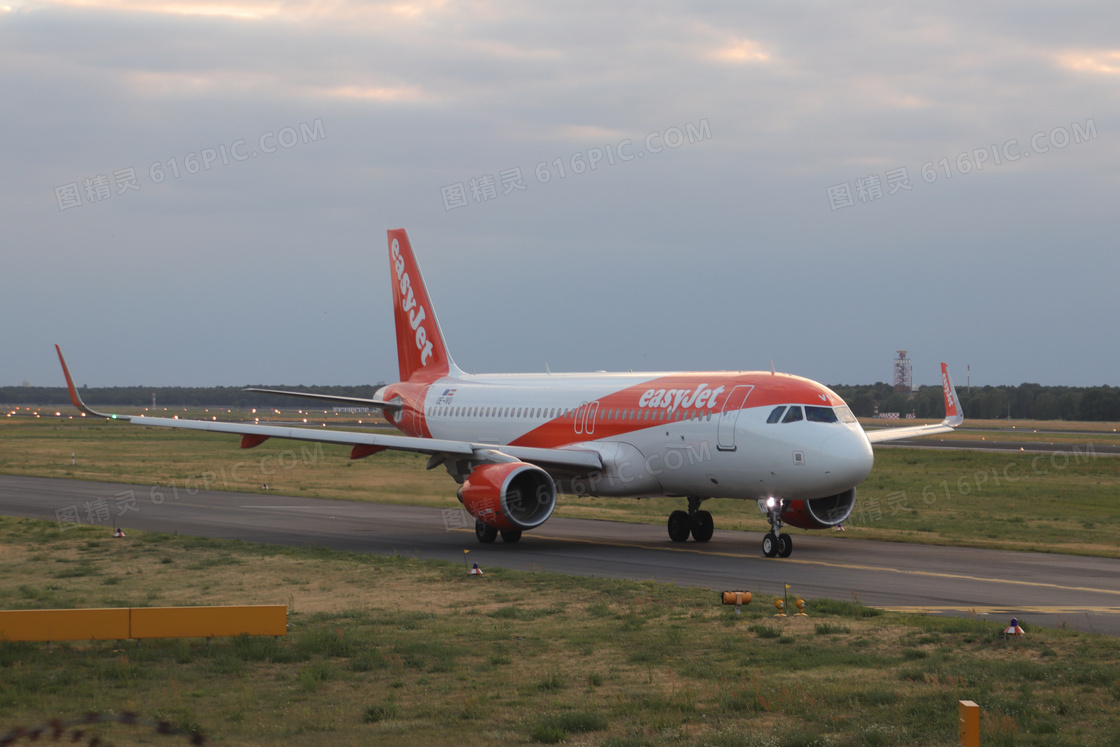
56,229,963,557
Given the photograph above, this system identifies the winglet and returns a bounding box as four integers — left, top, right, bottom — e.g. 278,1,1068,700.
54,345,132,421
940,362,963,427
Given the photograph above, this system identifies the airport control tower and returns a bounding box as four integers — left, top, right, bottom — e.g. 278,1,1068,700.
893,350,912,393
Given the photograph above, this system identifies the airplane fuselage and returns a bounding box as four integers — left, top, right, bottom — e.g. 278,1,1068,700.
379,369,875,503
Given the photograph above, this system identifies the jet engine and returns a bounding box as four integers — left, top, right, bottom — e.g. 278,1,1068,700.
459,462,557,530
780,488,856,529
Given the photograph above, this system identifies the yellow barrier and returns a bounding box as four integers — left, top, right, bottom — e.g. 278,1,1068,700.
0,606,286,642
0,608,129,642
131,605,286,639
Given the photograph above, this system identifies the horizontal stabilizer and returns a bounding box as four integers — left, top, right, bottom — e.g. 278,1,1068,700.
244,388,402,411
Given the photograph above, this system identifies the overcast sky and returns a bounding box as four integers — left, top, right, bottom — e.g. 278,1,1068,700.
2,1,1117,389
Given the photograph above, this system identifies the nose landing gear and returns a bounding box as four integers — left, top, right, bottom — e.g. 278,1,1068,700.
761,498,793,558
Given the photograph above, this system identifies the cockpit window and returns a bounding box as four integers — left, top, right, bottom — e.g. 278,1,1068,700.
805,406,839,423
835,406,857,424
781,406,803,423
766,406,786,424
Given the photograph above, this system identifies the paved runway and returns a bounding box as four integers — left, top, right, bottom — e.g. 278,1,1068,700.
2,474,1118,635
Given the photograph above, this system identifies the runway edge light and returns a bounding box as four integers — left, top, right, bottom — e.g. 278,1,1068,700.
720,591,752,615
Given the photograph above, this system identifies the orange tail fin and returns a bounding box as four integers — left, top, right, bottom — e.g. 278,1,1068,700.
387,229,458,382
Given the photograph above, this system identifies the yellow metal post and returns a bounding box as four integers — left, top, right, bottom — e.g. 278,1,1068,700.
958,700,979,747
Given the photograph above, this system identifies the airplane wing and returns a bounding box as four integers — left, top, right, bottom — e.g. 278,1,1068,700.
54,346,603,473
863,362,964,445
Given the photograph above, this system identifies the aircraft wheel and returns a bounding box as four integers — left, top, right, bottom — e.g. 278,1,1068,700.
691,510,714,543
500,529,522,544
667,510,691,542
762,534,778,557
475,521,498,543
777,533,793,558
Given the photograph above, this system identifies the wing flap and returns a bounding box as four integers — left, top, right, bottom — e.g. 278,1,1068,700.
131,416,476,456
131,416,602,469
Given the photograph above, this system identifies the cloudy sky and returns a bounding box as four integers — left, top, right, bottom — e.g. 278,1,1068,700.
2,1,1116,390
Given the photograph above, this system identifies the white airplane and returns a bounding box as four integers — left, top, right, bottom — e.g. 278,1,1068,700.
56,229,963,558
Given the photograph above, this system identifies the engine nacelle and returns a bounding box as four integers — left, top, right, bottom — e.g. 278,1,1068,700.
460,462,557,531
781,488,857,529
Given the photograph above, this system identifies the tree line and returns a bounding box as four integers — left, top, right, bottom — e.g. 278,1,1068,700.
4,381,1120,421
828,382,1120,422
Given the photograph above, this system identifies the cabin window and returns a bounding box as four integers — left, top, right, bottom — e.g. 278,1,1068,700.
782,406,803,423
767,406,786,424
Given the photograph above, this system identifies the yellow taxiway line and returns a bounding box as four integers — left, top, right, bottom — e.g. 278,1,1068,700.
458,529,1120,601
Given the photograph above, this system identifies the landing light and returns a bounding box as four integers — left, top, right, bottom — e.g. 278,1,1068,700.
766,497,777,509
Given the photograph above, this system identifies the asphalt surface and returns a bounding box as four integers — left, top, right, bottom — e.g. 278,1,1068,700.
2,474,1118,635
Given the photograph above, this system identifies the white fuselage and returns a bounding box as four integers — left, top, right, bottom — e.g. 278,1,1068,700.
385,369,875,503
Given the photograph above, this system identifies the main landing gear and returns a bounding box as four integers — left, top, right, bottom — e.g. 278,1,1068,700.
761,497,793,558
667,496,714,543
474,521,521,544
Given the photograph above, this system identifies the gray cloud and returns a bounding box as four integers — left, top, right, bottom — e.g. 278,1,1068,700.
2,1,1117,389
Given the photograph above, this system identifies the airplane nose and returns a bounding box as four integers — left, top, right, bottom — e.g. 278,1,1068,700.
821,430,874,485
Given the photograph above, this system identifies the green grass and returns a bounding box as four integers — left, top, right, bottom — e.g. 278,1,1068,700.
0,517,1118,745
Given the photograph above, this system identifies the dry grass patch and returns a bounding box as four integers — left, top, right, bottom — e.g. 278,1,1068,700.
0,517,1118,745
